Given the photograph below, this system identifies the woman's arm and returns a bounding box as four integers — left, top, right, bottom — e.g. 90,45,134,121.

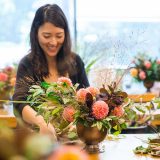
13,55,57,139
22,105,57,140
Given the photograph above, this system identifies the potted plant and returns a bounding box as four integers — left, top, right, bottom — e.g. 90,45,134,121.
130,53,160,92
0,66,16,108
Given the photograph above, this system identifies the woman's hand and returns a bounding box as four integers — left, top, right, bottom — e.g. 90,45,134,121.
22,105,57,140
39,122,57,140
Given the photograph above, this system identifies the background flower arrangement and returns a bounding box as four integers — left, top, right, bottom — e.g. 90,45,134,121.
0,65,16,99
130,53,160,82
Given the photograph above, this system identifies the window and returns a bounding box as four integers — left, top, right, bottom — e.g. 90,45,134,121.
76,0,160,92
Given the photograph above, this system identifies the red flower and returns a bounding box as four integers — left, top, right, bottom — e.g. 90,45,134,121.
0,72,8,82
92,100,109,120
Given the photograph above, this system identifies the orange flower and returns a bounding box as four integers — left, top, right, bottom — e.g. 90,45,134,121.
62,106,75,122
76,88,90,103
47,145,89,160
57,77,72,86
111,106,124,117
86,86,99,97
92,100,109,120
10,77,16,86
130,68,138,77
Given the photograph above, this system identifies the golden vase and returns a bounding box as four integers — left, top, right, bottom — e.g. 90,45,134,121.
76,123,107,153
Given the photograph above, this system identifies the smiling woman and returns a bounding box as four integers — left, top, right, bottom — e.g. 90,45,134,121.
13,3,89,139
38,22,65,58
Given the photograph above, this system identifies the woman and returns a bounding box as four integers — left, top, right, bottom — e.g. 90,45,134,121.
13,4,89,139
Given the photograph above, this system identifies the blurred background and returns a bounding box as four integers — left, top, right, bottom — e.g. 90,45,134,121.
1,0,160,94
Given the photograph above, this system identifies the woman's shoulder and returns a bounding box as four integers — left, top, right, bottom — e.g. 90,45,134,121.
19,53,32,66
71,52,83,64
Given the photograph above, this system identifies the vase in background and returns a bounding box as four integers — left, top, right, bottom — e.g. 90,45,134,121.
143,80,154,92
76,123,107,153
0,90,10,108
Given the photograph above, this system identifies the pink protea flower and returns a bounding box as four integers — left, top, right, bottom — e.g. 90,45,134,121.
86,86,99,97
62,106,75,122
157,59,160,65
144,61,151,69
0,72,8,81
139,71,146,80
57,77,72,86
92,100,109,120
112,106,124,117
76,88,90,103
47,145,89,160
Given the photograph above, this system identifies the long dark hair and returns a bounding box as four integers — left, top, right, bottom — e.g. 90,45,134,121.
29,4,75,78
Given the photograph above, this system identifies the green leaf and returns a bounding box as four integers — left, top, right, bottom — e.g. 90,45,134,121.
135,106,145,114
31,85,41,89
85,58,98,74
157,102,160,109
62,97,71,104
113,131,120,136
59,120,69,130
51,107,62,116
96,121,102,130
120,123,127,129
32,89,44,98
113,125,118,130
67,131,77,140
28,88,36,93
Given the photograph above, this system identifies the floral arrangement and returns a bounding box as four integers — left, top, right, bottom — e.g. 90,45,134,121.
75,83,129,134
0,66,16,98
130,53,160,82
27,77,136,136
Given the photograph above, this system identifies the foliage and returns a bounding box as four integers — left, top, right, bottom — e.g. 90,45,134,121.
27,77,79,136
130,53,160,82
134,137,160,156
123,100,152,127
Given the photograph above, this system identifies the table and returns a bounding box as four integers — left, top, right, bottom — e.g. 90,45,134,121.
89,134,159,160
0,103,17,128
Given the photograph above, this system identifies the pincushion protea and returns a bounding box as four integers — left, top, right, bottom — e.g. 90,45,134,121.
92,100,109,120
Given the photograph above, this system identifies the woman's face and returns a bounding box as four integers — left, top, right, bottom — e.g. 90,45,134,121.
38,22,65,58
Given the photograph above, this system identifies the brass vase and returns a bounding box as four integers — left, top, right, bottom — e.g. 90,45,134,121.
143,80,154,92
76,123,107,153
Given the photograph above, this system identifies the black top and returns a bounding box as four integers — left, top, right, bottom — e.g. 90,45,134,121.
13,53,89,116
